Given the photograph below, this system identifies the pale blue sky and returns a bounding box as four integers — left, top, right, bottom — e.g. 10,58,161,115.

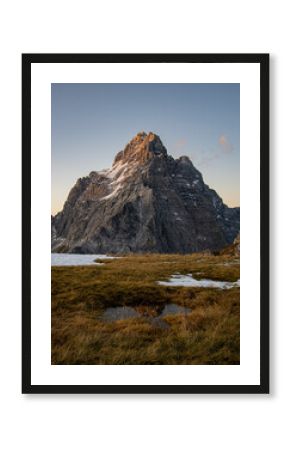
51,83,240,215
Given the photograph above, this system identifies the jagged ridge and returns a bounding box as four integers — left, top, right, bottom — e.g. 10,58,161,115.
52,132,239,254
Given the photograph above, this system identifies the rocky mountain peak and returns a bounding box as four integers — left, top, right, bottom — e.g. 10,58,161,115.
177,155,193,165
113,131,167,166
52,132,240,254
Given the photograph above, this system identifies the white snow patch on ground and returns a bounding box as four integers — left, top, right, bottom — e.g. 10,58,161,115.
157,274,240,289
51,254,116,266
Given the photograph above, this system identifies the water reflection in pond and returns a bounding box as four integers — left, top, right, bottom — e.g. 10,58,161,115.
102,306,141,321
160,303,191,316
102,303,192,326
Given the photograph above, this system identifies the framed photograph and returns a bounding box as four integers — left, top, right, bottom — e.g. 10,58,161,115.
22,53,269,394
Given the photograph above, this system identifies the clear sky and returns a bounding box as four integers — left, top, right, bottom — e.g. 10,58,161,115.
51,83,240,215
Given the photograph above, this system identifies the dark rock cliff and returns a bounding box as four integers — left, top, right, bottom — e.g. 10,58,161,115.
52,132,239,254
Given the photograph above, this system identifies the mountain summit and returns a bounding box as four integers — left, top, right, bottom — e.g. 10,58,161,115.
113,131,167,166
52,132,239,254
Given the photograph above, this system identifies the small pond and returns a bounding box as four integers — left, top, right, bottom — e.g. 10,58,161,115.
101,303,192,327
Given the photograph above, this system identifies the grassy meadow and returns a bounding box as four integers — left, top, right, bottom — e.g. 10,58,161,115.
52,253,240,365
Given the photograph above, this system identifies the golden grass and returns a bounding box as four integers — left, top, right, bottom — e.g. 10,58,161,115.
52,253,240,365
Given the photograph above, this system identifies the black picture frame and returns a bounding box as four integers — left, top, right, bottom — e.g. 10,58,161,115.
22,53,269,394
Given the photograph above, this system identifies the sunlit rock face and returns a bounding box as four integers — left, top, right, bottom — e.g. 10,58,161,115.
51,132,240,254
